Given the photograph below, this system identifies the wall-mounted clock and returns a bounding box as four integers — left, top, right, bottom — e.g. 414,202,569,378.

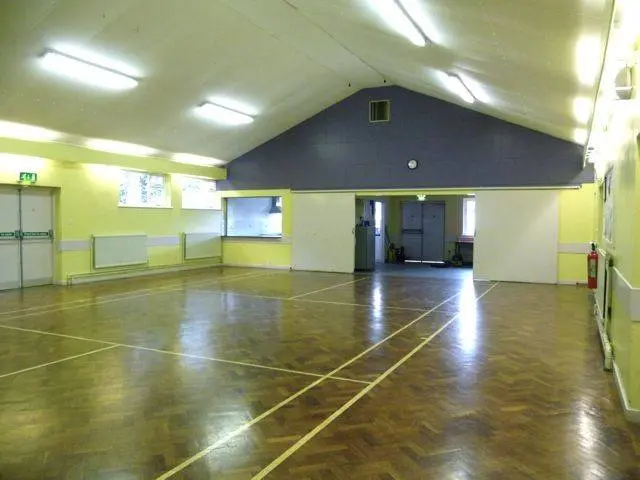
407,159,418,170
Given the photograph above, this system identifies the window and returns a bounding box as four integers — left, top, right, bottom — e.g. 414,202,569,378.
181,177,218,209
374,201,382,236
226,196,282,238
119,170,169,208
462,197,476,236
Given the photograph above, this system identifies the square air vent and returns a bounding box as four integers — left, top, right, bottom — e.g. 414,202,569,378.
369,100,390,123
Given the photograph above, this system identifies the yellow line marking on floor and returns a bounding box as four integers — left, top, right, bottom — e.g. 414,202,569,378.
0,345,118,379
0,324,369,385
155,289,464,479
0,272,273,322
288,277,369,300
250,282,500,479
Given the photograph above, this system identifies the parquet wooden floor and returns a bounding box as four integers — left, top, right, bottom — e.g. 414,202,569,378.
0,267,638,479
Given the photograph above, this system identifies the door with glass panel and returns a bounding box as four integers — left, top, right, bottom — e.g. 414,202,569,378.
0,187,21,290
0,186,54,290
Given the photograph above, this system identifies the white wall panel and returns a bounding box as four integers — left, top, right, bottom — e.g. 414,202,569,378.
292,192,355,273
474,190,559,284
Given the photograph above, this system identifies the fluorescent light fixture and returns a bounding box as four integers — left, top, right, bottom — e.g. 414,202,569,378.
85,138,156,157
195,102,254,125
0,120,61,142
368,0,429,47
445,73,476,104
172,153,225,167
573,97,592,124
574,128,588,144
41,49,138,90
575,35,601,86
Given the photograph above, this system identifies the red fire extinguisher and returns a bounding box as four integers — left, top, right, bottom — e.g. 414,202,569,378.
587,242,598,289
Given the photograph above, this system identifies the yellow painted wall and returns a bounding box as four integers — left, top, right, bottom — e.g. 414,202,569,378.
596,53,640,410
557,184,596,283
0,145,225,283
220,189,292,268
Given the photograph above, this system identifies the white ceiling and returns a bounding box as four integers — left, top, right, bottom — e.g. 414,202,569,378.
0,0,613,163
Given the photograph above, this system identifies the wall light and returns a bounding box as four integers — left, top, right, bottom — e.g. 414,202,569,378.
417,194,426,201
0,120,61,142
574,128,588,145
368,0,430,47
195,102,254,126
573,97,592,124
85,138,157,157
172,153,225,167
0,153,48,171
41,49,138,90
445,73,476,104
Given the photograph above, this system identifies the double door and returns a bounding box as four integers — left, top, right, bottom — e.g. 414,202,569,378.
0,187,54,290
401,201,445,262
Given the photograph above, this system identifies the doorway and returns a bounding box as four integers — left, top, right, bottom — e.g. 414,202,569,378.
0,186,55,290
401,201,445,262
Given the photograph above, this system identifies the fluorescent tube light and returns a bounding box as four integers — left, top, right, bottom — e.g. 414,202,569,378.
573,97,592,124
85,138,157,156
369,0,429,46
172,153,225,166
575,35,601,86
41,49,138,90
574,128,588,145
0,120,61,142
195,102,254,125
445,73,476,104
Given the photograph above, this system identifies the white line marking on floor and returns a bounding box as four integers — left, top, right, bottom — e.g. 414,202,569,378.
114,344,372,385
0,324,118,345
0,345,118,379
293,298,428,312
288,277,368,300
155,288,465,479
0,324,369,385
0,272,272,322
250,282,500,479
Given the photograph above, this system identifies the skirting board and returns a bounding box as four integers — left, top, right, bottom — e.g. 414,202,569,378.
223,263,291,270
66,259,222,285
613,361,640,423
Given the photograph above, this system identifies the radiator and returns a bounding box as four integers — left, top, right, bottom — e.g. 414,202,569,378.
594,248,612,370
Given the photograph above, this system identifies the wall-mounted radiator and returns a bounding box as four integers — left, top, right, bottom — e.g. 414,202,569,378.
92,234,148,269
183,233,222,260
594,248,613,370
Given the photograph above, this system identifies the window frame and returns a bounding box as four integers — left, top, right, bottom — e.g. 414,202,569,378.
118,170,171,209
224,196,284,239
462,196,476,237
180,176,218,210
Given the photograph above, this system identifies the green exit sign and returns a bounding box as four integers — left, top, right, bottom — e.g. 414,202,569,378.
19,172,38,183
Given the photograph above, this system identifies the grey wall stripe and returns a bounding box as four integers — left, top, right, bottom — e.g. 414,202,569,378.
557,242,590,254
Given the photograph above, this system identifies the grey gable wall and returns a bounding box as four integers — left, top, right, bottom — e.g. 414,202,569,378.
219,86,592,191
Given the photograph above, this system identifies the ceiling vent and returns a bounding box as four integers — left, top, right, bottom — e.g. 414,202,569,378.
369,100,390,123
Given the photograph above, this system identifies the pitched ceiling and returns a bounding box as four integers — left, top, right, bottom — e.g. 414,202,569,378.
0,0,612,164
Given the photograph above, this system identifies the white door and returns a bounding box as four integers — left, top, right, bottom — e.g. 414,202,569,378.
20,188,54,287
473,190,559,283
0,187,21,290
292,192,355,273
